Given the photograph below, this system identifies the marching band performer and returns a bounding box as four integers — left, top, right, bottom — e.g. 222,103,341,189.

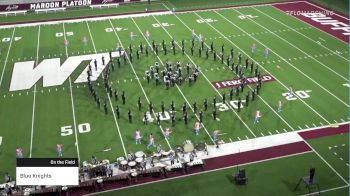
164,128,172,140
147,133,155,149
194,121,201,136
135,129,142,144
16,147,23,158
56,143,63,157
254,109,262,124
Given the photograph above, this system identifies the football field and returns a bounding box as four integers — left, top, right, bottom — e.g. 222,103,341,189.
0,1,348,194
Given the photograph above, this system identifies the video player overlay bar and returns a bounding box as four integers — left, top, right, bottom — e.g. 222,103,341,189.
16,158,79,185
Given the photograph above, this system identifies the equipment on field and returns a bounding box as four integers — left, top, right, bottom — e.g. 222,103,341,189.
233,168,248,185
135,151,145,158
183,140,194,153
294,168,320,194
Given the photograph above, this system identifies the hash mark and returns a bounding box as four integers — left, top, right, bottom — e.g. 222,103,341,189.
305,124,309,128
237,136,241,141
268,131,272,135
283,129,287,132
297,126,302,130
229,138,233,142
260,132,264,136
312,123,316,127
245,135,249,140
319,122,323,126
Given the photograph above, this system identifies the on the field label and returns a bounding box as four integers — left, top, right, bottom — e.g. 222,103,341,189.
196,18,217,23
152,23,174,28
61,123,91,136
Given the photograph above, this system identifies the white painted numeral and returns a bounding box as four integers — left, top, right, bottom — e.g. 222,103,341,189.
343,83,350,88
61,123,91,136
196,18,216,23
105,27,124,32
78,123,91,133
229,100,246,109
56,32,74,37
282,90,311,101
1,37,22,42
61,125,73,136
238,15,257,19
216,102,229,112
152,23,172,28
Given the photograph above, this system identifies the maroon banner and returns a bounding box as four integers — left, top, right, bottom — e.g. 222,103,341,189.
212,74,275,89
0,0,137,12
273,1,349,43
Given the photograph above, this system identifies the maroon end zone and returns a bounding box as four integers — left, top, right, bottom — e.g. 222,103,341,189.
212,74,275,89
273,1,349,43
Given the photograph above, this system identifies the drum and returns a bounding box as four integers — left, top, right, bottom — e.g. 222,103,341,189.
161,151,170,158
117,157,125,164
120,160,128,171
195,143,206,151
135,151,145,158
184,141,194,153
135,157,143,167
128,161,136,169
102,159,110,165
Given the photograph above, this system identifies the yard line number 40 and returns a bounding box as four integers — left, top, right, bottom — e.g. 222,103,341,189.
61,123,91,136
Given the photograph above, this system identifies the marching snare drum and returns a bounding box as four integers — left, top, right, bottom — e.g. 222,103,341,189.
135,151,145,158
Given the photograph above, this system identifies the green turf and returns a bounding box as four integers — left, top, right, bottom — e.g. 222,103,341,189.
0,2,348,195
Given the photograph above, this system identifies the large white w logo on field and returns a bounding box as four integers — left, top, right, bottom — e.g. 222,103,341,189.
10,51,123,91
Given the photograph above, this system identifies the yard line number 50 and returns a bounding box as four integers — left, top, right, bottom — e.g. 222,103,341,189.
61,123,91,136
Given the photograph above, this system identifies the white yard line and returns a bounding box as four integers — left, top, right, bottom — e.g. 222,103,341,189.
85,21,128,157
212,11,332,124
0,28,15,92
230,8,350,107
62,23,81,163
30,26,40,158
303,139,349,185
254,7,349,62
299,184,349,196
106,19,173,150
131,17,215,144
